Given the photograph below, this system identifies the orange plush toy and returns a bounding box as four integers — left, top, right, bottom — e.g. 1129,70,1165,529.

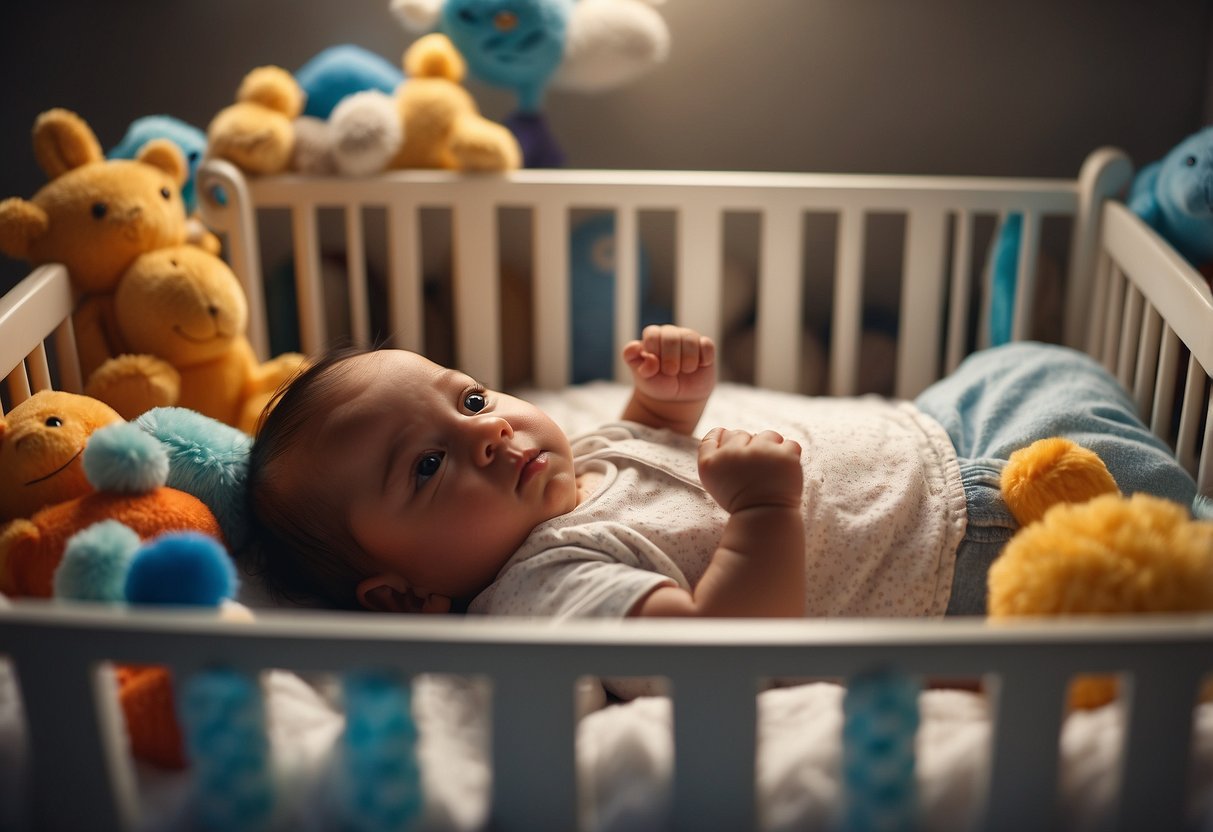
0,109,192,381
0,421,221,598
0,390,123,523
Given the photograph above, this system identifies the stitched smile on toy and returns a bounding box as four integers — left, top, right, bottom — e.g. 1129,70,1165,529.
23,447,83,486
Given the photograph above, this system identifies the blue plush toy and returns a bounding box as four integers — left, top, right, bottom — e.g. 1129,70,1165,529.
1127,126,1213,268
570,212,668,382
391,0,670,167
109,115,208,215
296,44,406,121
987,127,1213,346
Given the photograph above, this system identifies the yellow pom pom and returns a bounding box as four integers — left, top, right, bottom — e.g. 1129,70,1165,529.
1001,437,1119,526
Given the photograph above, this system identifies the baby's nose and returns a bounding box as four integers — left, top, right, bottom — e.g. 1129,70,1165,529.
470,416,513,463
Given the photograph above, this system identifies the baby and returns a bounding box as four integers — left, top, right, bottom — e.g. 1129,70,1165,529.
247,326,1197,620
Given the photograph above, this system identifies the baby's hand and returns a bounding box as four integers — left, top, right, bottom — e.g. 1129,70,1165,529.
698,428,803,514
622,325,716,404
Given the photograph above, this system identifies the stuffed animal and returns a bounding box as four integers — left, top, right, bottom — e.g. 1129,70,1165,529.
207,34,520,178
0,421,222,598
0,109,191,379
84,244,306,432
391,0,670,168
108,114,221,255
1128,126,1213,272
987,437,1213,709
0,391,123,523
54,522,249,770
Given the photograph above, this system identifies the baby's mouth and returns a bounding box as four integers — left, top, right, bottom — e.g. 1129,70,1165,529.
516,450,546,491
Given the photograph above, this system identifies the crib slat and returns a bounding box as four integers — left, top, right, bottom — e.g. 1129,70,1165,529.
1152,326,1182,444
982,668,1068,832
1177,353,1205,477
14,658,137,832
52,316,83,393
453,196,502,389
755,204,804,392
1132,303,1163,420
1116,283,1144,389
1086,248,1112,359
533,201,571,387
945,210,974,374
6,362,31,406
897,207,947,398
1100,266,1126,373
613,207,641,383
490,672,578,831
670,672,756,832
1010,211,1040,343
1113,663,1202,832
829,207,864,396
344,205,371,346
675,203,722,346
291,205,326,355
1200,388,1213,494
27,341,52,392
386,201,424,354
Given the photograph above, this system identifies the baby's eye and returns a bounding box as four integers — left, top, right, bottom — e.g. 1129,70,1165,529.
463,390,487,413
416,452,444,488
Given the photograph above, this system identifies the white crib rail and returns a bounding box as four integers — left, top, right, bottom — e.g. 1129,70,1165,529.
1088,200,1213,493
197,150,1131,399
0,264,82,412
1,603,1211,832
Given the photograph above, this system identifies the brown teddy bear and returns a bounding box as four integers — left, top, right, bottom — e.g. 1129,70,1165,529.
0,109,192,380
988,437,1213,709
206,33,520,177
84,244,306,433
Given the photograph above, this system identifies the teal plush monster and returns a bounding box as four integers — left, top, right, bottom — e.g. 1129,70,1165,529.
391,0,670,167
1127,126,1213,267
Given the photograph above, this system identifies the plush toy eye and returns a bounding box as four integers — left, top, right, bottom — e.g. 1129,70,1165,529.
187,152,200,163
44,416,63,428
160,187,171,200
1185,156,1197,167
90,202,107,219
458,8,476,24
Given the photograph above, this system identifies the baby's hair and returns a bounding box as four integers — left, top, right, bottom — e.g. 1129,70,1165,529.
246,345,378,609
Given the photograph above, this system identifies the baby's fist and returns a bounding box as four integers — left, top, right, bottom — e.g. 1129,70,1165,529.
698,428,803,514
622,325,716,403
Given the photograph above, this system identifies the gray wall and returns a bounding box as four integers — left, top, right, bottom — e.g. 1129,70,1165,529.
2,0,1210,292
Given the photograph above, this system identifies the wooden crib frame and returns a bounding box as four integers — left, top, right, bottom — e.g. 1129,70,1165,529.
1,148,1212,831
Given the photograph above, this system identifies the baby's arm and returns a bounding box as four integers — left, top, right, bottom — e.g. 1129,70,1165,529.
621,325,716,435
632,428,806,618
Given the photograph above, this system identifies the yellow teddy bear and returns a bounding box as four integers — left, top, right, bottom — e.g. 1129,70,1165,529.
989,437,1213,709
85,245,306,433
206,33,520,177
0,109,192,380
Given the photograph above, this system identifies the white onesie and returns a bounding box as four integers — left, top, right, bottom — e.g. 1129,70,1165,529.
469,396,967,620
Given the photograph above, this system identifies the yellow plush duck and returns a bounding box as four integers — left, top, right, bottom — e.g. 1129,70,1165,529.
989,437,1213,708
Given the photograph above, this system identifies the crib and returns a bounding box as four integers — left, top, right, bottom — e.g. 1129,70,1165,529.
1,147,1212,832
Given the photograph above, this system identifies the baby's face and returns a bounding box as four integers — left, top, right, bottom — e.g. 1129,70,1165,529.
319,350,578,602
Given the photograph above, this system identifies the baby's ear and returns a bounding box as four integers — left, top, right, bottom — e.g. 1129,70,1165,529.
356,573,451,614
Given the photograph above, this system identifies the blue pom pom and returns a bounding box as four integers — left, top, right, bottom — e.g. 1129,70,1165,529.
53,520,141,602
295,44,405,120
82,422,169,494
125,532,237,607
